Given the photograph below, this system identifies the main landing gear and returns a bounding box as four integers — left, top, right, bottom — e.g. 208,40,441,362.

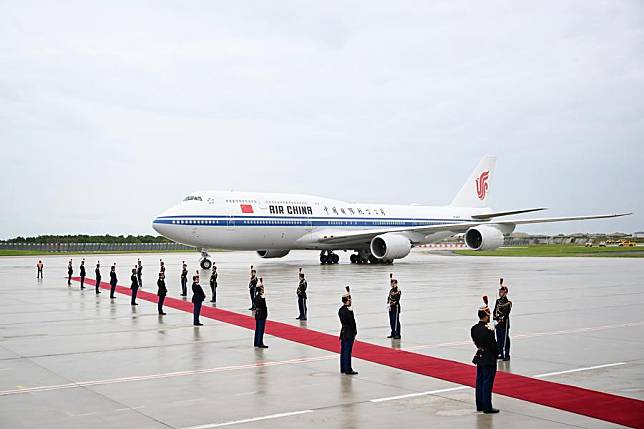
320,250,340,265
200,249,213,270
349,250,393,265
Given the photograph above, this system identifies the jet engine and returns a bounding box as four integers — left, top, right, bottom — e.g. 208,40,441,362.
464,225,505,251
256,249,290,259
370,233,412,260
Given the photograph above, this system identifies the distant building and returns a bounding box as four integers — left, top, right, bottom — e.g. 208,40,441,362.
634,231,644,239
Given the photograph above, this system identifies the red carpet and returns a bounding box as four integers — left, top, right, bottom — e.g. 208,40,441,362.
74,277,644,428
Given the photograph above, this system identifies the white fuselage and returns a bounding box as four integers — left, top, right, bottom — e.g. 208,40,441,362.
152,191,484,251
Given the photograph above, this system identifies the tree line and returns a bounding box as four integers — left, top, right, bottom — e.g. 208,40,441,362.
3,235,172,244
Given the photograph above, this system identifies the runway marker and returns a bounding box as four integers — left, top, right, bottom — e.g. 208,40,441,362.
180,409,314,429
535,362,627,378
70,278,644,428
0,355,335,396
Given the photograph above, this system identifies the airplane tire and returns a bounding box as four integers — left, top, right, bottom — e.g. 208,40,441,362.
332,254,340,264
350,254,357,264
320,254,328,264
200,259,212,270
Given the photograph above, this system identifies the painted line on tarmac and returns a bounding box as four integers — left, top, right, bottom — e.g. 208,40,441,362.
371,386,468,403
370,362,628,403
405,321,644,352
534,362,626,378
0,355,335,396
180,409,314,429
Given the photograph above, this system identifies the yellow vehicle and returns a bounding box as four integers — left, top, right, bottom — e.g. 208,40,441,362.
618,240,636,247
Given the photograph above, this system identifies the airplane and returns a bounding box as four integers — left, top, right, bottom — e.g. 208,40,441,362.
152,156,631,269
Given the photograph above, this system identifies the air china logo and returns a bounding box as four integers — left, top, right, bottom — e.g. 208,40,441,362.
476,171,489,200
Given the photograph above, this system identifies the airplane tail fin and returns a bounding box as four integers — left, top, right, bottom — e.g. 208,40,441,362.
450,155,496,208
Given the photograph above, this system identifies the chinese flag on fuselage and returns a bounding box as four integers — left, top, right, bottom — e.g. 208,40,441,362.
240,204,254,213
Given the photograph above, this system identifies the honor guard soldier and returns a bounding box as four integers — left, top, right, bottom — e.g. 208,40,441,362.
493,279,512,361
79,259,86,289
109,264,117,299
67,260,73,286
296,269,307,320
339,286,358,375
95,262,101,294
130,267,140,305
387,277,401,339
180,262,188,296
248,266,258,310
471,297,499,414
36,260,43,279
159,259,165,275
136,259,143,288
254,278,268,348
192,275,206,325
209,265,218,303
157,272,167,315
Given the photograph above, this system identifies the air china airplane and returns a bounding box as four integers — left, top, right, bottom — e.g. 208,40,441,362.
152,156,630,269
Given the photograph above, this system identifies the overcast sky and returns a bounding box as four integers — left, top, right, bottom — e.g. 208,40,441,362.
0,1,642,239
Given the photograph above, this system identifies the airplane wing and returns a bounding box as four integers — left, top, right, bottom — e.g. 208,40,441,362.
313,212,631,247
471,207,547,220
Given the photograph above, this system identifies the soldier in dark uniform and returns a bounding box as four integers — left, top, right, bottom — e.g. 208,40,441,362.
95,262,101,294
109,264,117,299
67,260,73,285
493,281,512,361
180,262,188,296
157,272,167,315
296,270,307,320
471,303,500,414
209,265,218,303
79,259,86,289
159,259,165,275
254,278,268,348
136,259,143,288
248,266,258,310
130,267,139,305
191,275,206,325
387,278,401,339
339,287,358,375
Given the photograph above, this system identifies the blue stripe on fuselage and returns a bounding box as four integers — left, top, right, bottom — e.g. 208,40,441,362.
152,215,473,228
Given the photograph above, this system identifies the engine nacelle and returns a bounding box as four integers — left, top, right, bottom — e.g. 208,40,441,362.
370,233,412,260
256,249,290,259
464,225,505,251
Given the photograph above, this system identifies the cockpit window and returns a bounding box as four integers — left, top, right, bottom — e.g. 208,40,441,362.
183,196,203,201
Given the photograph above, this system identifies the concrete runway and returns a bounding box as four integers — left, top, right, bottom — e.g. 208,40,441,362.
0,250,642,428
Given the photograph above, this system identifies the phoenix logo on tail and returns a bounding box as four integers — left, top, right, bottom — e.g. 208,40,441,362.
476,171,489,200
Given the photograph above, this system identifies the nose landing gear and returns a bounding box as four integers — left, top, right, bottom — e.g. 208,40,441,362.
199,249,213,270
320,251,340,265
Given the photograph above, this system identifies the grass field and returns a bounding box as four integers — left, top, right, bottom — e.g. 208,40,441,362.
453,244,644,258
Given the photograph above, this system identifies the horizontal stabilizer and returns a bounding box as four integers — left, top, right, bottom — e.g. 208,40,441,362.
472,208,547,220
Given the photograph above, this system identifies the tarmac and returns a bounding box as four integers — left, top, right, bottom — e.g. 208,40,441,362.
0,250,642,428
